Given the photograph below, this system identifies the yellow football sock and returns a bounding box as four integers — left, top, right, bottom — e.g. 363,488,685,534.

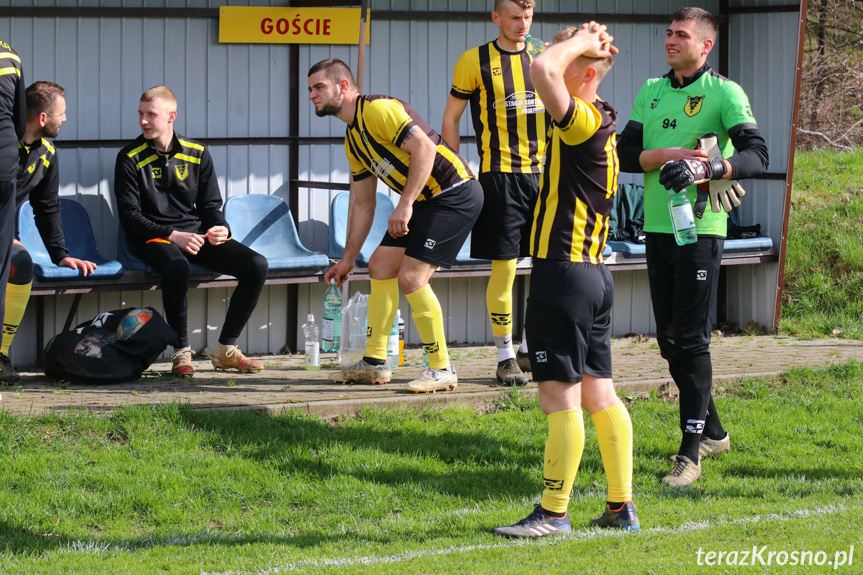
540,410,584,514
591,402,634,503
365,278,399,361
405,284,449,370
487,259,516,337
2,281,32,355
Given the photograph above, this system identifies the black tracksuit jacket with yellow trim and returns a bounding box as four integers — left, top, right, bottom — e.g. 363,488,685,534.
17,138,68,263
114,132,228,244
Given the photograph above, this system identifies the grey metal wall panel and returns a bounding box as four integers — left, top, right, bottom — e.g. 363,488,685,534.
4,1,799,370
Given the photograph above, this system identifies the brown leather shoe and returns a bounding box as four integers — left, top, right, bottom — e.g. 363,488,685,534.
171,347,195,378
661,455,702,487
211,344,263,373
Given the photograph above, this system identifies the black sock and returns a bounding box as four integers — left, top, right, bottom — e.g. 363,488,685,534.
702,395,727,440
674,354,713,462
362,356,387,366
544,508,566,518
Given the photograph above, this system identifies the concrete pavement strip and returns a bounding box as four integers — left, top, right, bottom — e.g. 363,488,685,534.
2,335,863,418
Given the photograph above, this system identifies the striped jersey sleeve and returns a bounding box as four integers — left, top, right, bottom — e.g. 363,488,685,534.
345,95,474,201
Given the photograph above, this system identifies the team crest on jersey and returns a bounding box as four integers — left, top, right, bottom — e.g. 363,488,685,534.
151,167,162,178
650,98,661,109
492,67,502,77
174,164,189,181
684,95,705,117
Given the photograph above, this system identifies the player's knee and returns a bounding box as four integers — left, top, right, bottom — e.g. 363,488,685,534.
9,244,33,285
247,252,269,284
160,256,190,283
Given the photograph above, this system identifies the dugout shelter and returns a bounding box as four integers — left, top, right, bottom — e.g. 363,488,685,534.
1,0,805,368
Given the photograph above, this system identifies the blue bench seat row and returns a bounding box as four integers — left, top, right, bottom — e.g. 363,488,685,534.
606,236,774,259
20,192,772,281
19,195,331,281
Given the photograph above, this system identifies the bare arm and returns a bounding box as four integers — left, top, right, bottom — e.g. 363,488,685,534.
324,176,378,285
441,95,469,153
387,126,437,238
639,147,708,173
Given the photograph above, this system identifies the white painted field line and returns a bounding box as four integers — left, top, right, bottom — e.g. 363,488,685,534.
199,503,856,575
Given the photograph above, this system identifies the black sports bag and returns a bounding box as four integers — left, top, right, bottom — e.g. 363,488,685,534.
43,307,177,384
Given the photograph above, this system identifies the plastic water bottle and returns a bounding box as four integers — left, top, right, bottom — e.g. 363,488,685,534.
302,314,320,370
387,310,400,368
667,188,698,246
322,279,342,352
525,34,546,59
422,347,429,367
398,311,405,366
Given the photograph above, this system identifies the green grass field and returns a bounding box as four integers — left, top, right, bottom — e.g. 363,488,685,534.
782,148,863,339
1,361,861,574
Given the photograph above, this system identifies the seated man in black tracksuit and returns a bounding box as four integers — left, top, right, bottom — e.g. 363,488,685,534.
113,86,268,377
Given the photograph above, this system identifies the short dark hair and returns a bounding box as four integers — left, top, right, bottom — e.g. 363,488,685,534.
671,7,718,42
494,0,536,11
308,58,357,90
25,81,66,120
551,27,614,82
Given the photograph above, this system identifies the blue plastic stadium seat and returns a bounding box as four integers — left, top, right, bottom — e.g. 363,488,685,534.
17,199,124,280
607,237,773,258
607,240,646,258
224,194,329,271
723,236,774,252
328,191,397,267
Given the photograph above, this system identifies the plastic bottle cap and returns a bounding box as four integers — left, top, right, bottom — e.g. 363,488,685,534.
330,278,336,286
307,313,315,322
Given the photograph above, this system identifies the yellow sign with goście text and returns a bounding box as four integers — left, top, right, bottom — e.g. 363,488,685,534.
219,7,370,44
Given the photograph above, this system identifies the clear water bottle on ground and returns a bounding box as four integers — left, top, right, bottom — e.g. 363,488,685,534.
387,310,400,368
525,34,546,59
322,279,342,352
667,188,698,246
302,314,320,370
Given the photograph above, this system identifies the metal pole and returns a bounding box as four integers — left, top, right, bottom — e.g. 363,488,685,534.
342,0,369,303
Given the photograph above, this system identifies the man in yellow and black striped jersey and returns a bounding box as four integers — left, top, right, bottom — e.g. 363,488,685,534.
114,86,269,378
1,82,99,385
0,38,25,385
442,0,546,386
493,24,640,538
309,58,483,394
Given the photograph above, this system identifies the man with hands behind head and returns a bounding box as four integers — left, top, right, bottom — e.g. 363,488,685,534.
114,86,268,377
493,23,640,538
617,7,768,487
